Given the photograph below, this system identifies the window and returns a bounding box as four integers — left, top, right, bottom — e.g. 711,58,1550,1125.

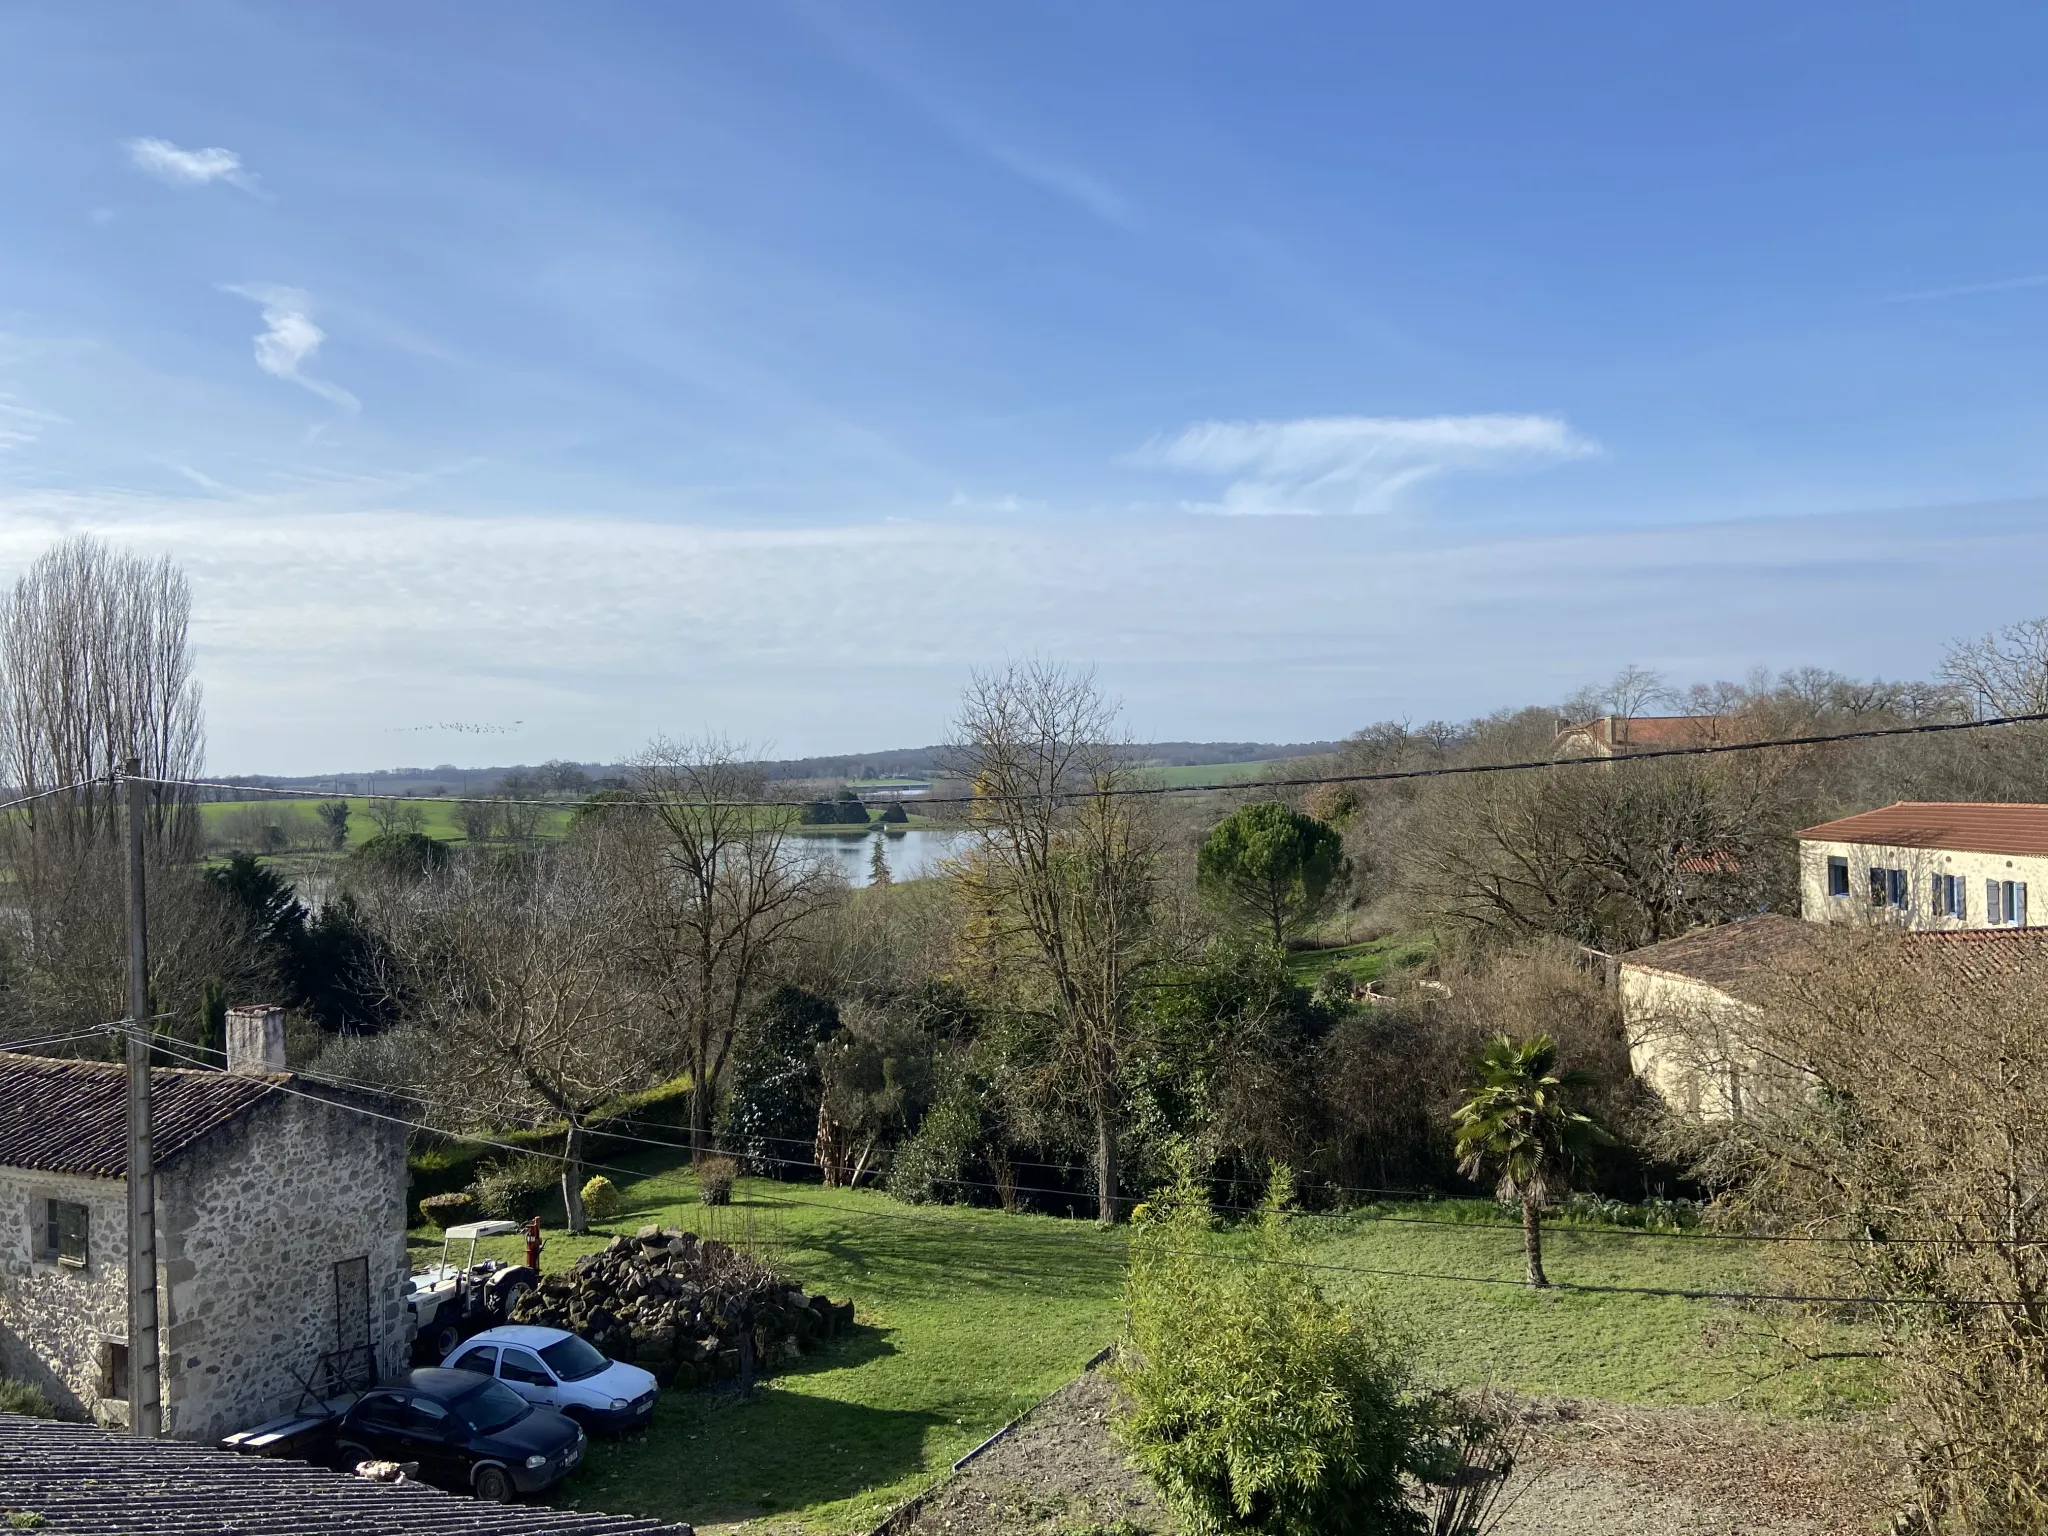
1889,868,1909,909
406,1398,454,1435
1989,880,2031,927
42,1199,88,1267
1934,873,1968,919
101,1341,129,1402
1827,857,1850,897
498,1348,553,1387
1869,868,1909,910
451,1346,498,1376
354,1392,411,1431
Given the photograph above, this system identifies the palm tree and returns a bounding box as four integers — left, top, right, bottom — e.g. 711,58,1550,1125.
1452,1034,1608,1288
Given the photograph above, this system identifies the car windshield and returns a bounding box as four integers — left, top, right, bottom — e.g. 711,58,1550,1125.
453,1379,530,1434
538,1334,610,1382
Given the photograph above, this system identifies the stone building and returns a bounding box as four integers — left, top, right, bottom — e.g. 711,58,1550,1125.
0,1006,411,1439
1797,801,2048,929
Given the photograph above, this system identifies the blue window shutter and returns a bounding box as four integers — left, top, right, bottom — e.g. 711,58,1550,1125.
1958,878,1967,921
2018,883,2029,928
1989,879,2003,924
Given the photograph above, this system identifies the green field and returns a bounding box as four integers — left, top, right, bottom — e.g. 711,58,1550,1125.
1142,757,1307,789
1284,934,1435,988
425,1156,1878,1533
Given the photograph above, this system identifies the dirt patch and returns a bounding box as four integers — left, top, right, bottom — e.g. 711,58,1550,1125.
1497,1398,1905,1536
888,1370,1171,1535
881,1375,1903,1536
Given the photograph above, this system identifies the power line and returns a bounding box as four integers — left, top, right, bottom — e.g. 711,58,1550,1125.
128,708,2048,812
0,777,127,816
124,1029,2048,1304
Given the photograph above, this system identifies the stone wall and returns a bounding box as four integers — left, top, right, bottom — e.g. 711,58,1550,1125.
0,1166,130,1422
0,1085,410,1440
158,1092,411,1439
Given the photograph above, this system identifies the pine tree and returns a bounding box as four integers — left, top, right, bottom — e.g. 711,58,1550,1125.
867,832,893,887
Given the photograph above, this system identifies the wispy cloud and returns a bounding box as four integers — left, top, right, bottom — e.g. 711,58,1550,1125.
976,141,1132,227
1884,272,2048,304
125,136,262,193
221,285,360,412
0,391,68,453
1132,413,1600,515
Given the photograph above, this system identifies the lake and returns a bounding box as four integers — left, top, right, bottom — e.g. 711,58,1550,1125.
794,827,971,886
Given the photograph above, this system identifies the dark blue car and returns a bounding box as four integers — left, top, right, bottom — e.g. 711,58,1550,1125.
333,1367,586,1503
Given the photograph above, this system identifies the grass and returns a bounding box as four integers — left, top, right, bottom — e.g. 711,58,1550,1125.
1141,758,1300,789
420,1156,1881,1533
1284,934,1435,988
197,796,575,848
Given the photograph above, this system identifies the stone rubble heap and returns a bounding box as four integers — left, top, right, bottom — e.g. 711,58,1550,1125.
508,1225,855,1389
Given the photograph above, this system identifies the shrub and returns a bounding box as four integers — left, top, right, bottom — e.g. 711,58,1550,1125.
0,1377,55,1418
580,1175,621,1222
696,1156,738,1207
469,1157,558,1221
886,1088,980,1206
1115,1154,1434,1536
418,1192,477,1230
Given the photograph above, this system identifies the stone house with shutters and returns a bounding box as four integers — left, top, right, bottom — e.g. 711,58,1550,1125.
1621,802,2048,1119
0,1006,411,1439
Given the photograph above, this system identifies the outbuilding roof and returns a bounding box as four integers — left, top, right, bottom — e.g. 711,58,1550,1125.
0,1052,284,1178
1617,912,1814,1006
1797,801,2048,859
0,1410,692,1535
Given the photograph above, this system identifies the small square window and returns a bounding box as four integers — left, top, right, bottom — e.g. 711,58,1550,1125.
42,1199,88,1267
1827,857,1849,897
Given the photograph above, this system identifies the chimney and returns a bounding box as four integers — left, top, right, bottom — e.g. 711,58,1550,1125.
225,1005,287,1076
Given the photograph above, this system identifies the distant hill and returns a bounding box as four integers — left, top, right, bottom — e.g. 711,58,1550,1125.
211,741,1341,795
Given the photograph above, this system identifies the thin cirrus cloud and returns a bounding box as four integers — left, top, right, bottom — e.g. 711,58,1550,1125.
221,285,360,412
124,136,262,194
1132,412,1601,515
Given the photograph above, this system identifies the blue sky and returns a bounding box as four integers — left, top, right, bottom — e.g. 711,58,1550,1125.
3,2,2048,772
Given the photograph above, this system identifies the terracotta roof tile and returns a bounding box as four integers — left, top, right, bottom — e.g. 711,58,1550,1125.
1904,927,2048,985
0,1052,283,1178
1797,802,2048,858
1617,913,1814,1005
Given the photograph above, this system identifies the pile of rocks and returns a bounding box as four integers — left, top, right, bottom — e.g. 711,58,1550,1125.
508,1225,856,1389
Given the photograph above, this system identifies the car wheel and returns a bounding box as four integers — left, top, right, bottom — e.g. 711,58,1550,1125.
473,1465,515,1503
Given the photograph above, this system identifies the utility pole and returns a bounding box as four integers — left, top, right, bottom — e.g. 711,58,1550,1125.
123,757,160,1438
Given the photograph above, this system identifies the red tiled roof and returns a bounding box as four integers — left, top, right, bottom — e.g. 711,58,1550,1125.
1797,802,2048,858
1905,927,2048,985
0,1053,285,1178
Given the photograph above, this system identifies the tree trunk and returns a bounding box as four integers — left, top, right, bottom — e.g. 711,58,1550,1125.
1094,1096,1120,1226
563,1118,588,1234
1522,1192,1548,1288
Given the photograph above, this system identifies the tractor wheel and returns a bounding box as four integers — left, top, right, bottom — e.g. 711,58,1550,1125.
473,1465,515,1503
429,1318,463,1360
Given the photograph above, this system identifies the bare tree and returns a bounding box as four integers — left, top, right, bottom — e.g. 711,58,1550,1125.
364,839,667,1232
0,537,226,1049
618,737,834,1156
0,535,204,822
1940,616,2048,718
948,662,1159,1225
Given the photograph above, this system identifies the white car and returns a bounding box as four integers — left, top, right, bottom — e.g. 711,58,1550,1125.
442,1325,659,1434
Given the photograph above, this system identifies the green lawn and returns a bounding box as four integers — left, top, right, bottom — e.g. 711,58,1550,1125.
198,796,576,847
419,1158,1879,1533
1284,934,1435,988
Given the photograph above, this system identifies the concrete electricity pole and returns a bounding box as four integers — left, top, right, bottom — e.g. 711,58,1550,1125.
123,757,160,1437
